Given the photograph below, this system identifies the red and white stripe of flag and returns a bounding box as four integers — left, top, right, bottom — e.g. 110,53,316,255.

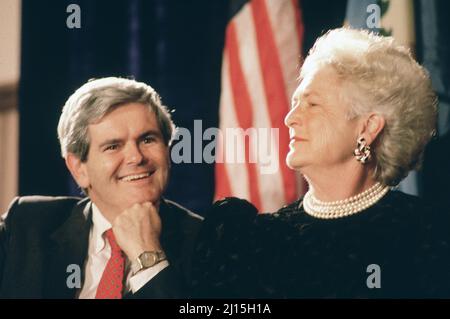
215,0,306,212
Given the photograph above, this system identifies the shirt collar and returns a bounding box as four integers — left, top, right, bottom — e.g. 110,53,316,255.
91,203,112,254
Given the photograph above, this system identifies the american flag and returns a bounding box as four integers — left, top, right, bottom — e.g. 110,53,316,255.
214,0,306,212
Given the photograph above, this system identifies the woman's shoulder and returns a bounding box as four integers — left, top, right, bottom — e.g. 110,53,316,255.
204,196,304,225
199,197,307,265
192,198,261,298
197,197,260,249
380,190,449,227
382,191,450,296
379,190,426,211
201,197,259,232
193,197,304,298
208,197,259,217
272,198,303,215
381,189,450,211
371,190,443,226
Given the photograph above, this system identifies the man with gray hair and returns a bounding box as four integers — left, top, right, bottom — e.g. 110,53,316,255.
0,77,202,298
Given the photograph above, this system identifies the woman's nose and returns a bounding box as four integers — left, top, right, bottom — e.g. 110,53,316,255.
284,105,301,128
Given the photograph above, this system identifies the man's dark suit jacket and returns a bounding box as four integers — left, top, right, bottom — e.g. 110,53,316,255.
0,196,202,298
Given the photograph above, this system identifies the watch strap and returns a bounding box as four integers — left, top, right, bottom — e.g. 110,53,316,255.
131,251,166,275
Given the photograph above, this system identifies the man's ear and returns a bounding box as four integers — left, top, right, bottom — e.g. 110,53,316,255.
65,153,90,188
359,113,386,145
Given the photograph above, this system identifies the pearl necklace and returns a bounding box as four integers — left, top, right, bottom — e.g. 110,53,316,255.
302,182,390,219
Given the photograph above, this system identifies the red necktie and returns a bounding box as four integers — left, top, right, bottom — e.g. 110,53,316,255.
95,229,125,299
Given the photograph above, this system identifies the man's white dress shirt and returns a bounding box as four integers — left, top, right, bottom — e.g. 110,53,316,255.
78,203,169,298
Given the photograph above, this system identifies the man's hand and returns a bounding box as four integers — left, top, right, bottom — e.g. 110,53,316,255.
112,202,163,261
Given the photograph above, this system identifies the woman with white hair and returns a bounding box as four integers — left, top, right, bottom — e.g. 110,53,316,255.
193,28,450,298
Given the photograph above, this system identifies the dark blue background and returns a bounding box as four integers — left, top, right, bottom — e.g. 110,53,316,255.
19,0,449,215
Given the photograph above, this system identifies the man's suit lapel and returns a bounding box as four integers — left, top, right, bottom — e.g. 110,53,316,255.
45,198,92,298
159,199,181,264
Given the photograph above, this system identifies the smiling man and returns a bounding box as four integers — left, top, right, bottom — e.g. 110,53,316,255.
0,77,202,298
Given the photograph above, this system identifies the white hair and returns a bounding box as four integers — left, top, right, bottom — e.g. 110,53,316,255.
301,28,437,186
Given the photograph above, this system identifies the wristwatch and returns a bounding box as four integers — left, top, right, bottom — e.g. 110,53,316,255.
131,251,167,275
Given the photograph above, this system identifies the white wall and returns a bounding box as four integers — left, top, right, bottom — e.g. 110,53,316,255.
0,0,21,213
0,0,21,85
0,109,19,213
